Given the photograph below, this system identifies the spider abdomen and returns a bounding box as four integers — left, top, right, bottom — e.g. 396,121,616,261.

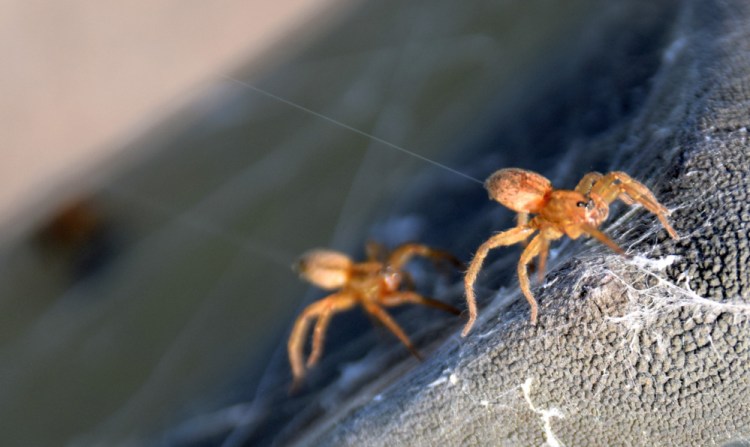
485,168,552,213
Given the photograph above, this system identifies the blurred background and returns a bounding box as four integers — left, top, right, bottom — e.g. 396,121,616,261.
0,0,651,445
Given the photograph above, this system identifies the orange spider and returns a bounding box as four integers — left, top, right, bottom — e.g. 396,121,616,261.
288,242,462,388
462,168,679,336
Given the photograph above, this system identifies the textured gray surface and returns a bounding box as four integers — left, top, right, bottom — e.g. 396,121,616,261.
294,1,750,446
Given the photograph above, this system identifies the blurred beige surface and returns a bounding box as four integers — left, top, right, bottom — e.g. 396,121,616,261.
0,0,348,225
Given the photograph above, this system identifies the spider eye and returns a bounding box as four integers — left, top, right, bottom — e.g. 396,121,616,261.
576,201,587,207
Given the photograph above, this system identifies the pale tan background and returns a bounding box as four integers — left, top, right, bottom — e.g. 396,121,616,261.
0,0,351,226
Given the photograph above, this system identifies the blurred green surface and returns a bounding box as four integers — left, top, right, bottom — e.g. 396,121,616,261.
0,0,599,445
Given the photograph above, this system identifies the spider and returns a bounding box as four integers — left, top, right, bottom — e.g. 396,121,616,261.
462,168,679,336
288,242,463,388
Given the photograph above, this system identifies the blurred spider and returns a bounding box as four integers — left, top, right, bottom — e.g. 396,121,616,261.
462,168,679,336
289,242,463,389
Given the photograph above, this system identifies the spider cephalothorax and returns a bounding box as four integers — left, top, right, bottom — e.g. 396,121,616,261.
288,242,462,389
462,168,679,336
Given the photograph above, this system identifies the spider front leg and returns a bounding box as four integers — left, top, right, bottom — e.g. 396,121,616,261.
463,227,536,336
574,171,603,195
519,213,551,280
582,224,626,255
388,243,464,271
593,172,679,239
287,292,357,389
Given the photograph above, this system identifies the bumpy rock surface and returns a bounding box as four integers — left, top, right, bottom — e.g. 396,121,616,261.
293,1,750,446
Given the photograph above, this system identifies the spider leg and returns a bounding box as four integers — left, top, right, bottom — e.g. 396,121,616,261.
309,293,358,368
517,213,531,250
401,271,417,291
462,226,536,336
362,302,422,360
536,238,550,282
516,212,529,228
381,291,461,315
305,303,347,369
366,241,387,262
582,224,626,255
288,300,327,389
574,171,603,195
593,172,679,239
306,307,334,368
518,234,545,325
388,243,464,271
287,292,357,389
